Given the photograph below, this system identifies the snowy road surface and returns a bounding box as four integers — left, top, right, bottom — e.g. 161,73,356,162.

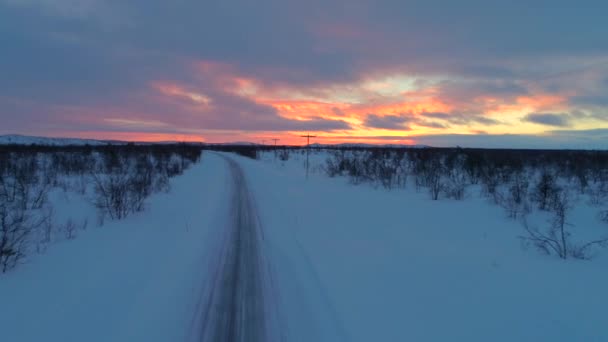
192,153,346,342
194,155,270,342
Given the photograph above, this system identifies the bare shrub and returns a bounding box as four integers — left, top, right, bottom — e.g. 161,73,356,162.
500,173,530,219
0,194,47,272
36,207,54,254
599,210,608,224
588,182,608,206
0,143,202,273
427,171,443,201
0,160,51,272
63,219,78,240
481,167,502,203
521,190,608,259
444,169,467,200
93,173,132,221
278,149,290,162
532,171,560,211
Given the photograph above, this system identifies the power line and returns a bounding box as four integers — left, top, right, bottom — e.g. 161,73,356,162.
301,134,317,179
271,138,280,160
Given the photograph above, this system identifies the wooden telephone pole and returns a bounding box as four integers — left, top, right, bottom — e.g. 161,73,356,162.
271,138,280,160
301,134,316,179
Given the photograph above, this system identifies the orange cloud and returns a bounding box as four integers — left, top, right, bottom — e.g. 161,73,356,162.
516,94,567,109
153,82,211,106
52,130,205,143
142,60,582,144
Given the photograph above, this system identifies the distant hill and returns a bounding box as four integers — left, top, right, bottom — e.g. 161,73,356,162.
204,141,257,146
0,134,207,146
0,134,120,146
0,135,428,148
309,142,430,148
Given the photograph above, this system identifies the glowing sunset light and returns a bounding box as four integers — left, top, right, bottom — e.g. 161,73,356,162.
153,82,212,106
46,131,206,143
1,1,607,148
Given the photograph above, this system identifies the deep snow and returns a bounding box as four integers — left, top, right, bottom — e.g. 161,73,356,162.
0,153,231,342
243,150,608,342
2,151,607,341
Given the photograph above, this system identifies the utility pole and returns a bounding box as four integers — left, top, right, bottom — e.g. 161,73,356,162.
272,138,280,160
300,134,316,179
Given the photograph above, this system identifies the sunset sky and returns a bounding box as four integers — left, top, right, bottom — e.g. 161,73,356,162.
1,0,608,148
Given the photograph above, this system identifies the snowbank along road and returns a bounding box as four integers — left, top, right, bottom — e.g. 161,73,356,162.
193,154,277,342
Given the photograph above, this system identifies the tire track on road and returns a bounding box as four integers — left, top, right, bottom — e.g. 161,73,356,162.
195,155,271,342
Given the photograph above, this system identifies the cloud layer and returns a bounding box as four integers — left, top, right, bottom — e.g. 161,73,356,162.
1,0,608,147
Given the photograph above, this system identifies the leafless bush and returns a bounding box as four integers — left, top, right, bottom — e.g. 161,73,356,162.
481,167,502,203
521,190,608,259
63,219,78,240
500,173,531,219
427,171,443,200
93,147,202,222
0,193,48,272
600,210,608,224
325,151,348,177
93,173,133,221
35,207,54,254
278,149,290,161
444,169,467,200
532,171,560,211
153,172,170,193
61,218,87,240
1,206,33,272
0,161,53,272
0,143,202,273
588,182,608,206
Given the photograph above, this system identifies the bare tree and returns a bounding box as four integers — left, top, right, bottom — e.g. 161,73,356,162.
521,190,608,259
93,173,133,221
501,172,530,219
532,171,559,210
0,195,46,272
520,192,571,259
600,210,608,224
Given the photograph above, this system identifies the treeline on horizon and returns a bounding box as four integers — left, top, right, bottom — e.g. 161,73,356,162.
205,143,608,166
3,142,607,175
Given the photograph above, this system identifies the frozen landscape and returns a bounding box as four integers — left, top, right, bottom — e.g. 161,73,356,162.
1,139,607,341
3,0,608,340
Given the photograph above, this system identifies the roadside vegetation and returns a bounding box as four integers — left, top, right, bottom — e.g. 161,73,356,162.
257,146,608,260
0,143,201,273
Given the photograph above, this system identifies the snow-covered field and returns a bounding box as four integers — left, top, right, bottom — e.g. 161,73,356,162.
0,153,230,342
1,148,607,341
249,149,608,341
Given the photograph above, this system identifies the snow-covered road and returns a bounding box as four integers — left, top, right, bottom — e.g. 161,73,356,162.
192,155,273,342
193,153,341,342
